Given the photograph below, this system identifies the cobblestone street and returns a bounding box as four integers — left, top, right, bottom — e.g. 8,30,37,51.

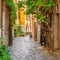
9,36,60,60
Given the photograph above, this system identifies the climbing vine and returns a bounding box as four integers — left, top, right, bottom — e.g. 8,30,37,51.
5,0,17,27
18,0,55,24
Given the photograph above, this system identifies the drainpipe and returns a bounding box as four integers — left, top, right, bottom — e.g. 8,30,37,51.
1,0,3,37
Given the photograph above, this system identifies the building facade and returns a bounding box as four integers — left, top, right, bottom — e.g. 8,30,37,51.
52,0,60,50
0,0,12,46
40,0,60,50
14,0,26,33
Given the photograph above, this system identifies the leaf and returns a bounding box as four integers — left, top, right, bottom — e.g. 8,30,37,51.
0,45,11,60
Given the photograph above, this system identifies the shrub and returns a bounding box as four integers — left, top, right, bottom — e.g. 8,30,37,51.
0,38,11,60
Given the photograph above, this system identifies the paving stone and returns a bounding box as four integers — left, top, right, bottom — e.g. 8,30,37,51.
9,36,60,60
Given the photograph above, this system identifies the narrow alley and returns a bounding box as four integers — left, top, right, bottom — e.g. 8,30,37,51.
9,36,60,60
1,0,60,60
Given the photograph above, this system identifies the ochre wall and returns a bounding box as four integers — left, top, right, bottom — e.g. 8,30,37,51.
31,15,35,39
20,9,25,25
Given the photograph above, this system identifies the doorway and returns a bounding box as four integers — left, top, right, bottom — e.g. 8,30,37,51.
34,22,37,41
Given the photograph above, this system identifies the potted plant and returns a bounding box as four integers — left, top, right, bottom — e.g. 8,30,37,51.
14,25,24,37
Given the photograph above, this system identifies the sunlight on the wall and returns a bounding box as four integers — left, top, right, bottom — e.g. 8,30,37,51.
20,9,25,25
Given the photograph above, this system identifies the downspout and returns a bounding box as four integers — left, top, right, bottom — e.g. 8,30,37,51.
1,0,3,37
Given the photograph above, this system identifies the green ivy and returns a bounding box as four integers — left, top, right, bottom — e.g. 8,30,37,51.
5,0,17,27
18,0,55,24
18,1,25,9
47,0,55,7
0,44,11,60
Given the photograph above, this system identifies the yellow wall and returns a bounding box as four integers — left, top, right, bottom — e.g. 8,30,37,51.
31,14,37,39
32,15,35,39
20,9,25,25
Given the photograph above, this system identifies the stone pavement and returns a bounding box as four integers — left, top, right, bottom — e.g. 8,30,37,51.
9,36,60,60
